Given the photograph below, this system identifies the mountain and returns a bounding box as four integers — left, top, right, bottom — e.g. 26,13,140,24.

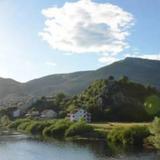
0,78,23,99
24,57,160,96
96,57,160,87
0,57,160,107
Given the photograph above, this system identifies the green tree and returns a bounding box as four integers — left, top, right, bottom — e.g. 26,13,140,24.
144,95,160,116
149,117,160,149
120,76,129,83
108,76,114,81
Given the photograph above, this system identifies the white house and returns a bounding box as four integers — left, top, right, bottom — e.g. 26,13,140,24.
25,111,40,117
68,109,91,123
13,109,21,118
41,110,57,119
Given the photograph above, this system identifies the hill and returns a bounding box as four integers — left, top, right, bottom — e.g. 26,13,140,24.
26,77,160,122
0,78,24,99
66,77,159,121
0,57,160,108
24,57,160,97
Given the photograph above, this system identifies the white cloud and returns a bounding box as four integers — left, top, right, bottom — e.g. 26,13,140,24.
40,0,134,56
46,61,57,66
125,53,160,61
98,53,160,66
98,56,118,65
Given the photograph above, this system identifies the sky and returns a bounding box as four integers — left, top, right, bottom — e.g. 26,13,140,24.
0,0,160,82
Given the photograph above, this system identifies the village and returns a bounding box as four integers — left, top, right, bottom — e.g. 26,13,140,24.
0,96,91,123
12,107,91,122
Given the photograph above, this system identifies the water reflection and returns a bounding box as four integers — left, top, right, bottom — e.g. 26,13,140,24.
0,134,159,160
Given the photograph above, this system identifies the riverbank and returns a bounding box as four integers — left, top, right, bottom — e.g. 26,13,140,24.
4,118,155,149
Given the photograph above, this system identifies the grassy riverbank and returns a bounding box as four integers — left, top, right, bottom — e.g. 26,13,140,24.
91,122,151,146
90,122,150,133
3,118,153,148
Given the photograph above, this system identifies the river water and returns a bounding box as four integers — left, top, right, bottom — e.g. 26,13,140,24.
0,134,159,160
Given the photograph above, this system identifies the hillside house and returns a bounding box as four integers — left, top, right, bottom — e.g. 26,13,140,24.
25,111,40,117
13,109,21,118
68,108,91,123
40,109,57,119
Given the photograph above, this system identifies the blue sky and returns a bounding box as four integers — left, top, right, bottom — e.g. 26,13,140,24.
0,0,159,82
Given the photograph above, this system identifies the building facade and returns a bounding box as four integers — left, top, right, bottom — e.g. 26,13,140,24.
41,110,57,119
13,109,21,118
68,109,91,123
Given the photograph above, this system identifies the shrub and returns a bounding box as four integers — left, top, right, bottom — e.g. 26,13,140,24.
122,126,150,145
21,121,36,134
65,120,94,137
149,117,160,149
43,119,71,138
107,127,124,144
107,126,150,146
17,122,30,132
25,121,53,135
43,124,56,137
150,117,160,135
8,119,30,129
0,115,10,127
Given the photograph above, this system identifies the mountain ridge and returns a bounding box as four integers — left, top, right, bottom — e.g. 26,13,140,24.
0,57,160,105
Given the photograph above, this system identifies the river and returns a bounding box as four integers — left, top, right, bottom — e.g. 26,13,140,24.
0,134,159,160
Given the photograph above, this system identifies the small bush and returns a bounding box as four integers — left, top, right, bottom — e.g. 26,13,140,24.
65,120,94,137
43,119,71,138
25,121,53,135
107,127,124,144
149,117,160,149
43,124,56,137
8,119,30,129
107,126,150,146
0,115,10,127
17,122,30,132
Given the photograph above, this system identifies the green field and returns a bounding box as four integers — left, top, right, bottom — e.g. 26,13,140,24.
90,122,150,133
